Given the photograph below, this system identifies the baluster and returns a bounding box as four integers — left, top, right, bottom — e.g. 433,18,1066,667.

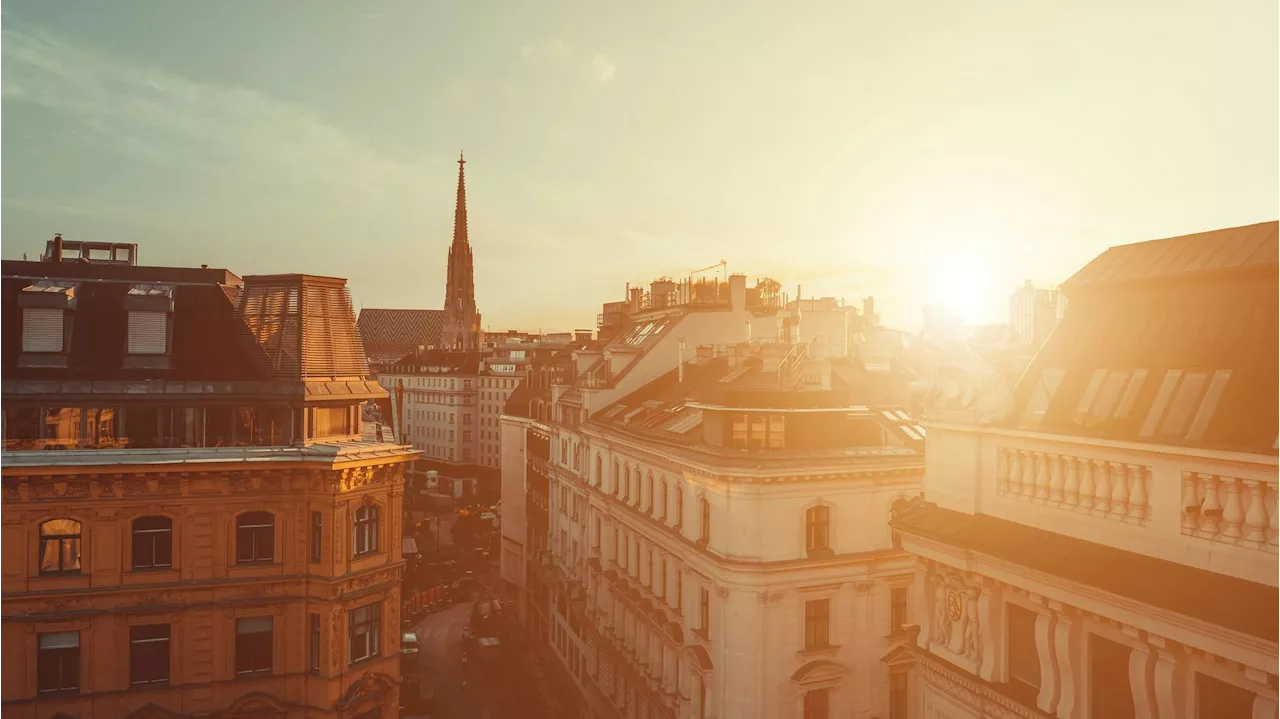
1108,462,1129,520
1268,486,1279,548
1126,465,1148,523
1093,460,1112,516
1181,472,1200,534
996,448,1010,495
1035,453,1051,502
1048,454,1064,505
1220,478,1245,542
1078,459,1095,511
1062,456,1080,509
1020,451,1037,501
1198,474,1221,538
1008,450,1024,496
1242,479,1269,546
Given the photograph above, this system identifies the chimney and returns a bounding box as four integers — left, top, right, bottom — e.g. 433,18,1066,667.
52,233,64,263
729,274,746,312
745,319,752,343
678,337,686,383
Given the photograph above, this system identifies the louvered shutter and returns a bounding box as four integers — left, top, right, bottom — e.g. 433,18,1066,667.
128,311,168,355
22,307,64,352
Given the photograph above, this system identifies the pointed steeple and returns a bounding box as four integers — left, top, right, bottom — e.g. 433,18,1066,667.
453,151,468,249
442,152,481,351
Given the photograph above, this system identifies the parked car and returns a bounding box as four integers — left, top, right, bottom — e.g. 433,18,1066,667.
402,631,420,655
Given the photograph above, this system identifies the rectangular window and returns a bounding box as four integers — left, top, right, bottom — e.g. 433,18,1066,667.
1160,371,1208,436
129,624,170,685
127,310,168,354
349,602,381,665
661,558,669,600
1007,604,1041,693
235,617,273,674
313,406,353,438
131,516,173,570
890,586,908,634
1186,370,1232,441
1196,672,1255,718
732,414,749,448
37,631,80,692
1089,634,1134,719
676,570,684,614
767,414,785,448
749,415,767,448
310,511,323,563
1139,370,1182,437
803,687,829,719
22,307,64,353
699,587,710,637
1018,367,1066,428
309,613,321,673
353,505,379,556
804,599,830,649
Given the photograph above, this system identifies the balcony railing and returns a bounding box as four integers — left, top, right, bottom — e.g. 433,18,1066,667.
996,448,1152,525
1182,470,1278,551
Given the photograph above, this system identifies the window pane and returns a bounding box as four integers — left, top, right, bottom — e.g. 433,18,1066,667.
1072,369,1107,423
1186,370,1232,441
39,631,80,649
42,519,82,536
1139,370,1182,437
1160,372,1208,436
44,408,82,448
127,311,168,354
1111,369,1148,422
23,307,65,353
121,406,163,449
1018,367,1066,428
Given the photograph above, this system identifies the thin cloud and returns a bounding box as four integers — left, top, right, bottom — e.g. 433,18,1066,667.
1,20,436,206
518,38,573,67
591,54,617,85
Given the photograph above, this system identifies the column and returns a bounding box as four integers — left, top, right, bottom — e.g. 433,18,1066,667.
1149,636,1187,719
1035,609,1059,713
1050,603,1082,719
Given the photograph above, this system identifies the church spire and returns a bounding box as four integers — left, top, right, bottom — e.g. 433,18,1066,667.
442,152,480,351
453,151,468,248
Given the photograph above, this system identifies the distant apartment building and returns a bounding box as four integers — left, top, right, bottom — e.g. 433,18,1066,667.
889,221,1279,719
501,270,926,719
1008,280,1067,347
0,243,416,719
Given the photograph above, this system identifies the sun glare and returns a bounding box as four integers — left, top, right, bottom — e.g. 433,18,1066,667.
926,251,996,322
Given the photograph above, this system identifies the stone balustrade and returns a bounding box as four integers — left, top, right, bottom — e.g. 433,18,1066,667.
1181,471,1279,553
995,447,1152,525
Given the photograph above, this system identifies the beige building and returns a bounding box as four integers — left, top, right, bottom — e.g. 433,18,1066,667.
890,221,1279,719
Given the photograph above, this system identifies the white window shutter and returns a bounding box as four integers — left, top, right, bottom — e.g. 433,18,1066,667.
128,311,168,355
22,307,64,352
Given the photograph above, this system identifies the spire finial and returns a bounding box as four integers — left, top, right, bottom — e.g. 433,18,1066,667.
459,150,465,167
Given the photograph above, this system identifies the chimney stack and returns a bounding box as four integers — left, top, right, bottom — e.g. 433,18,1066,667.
678,337,686,383
52,233,64,263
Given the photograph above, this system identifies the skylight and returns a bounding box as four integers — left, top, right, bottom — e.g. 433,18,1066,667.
1185,370,1232,441
1018,367,1066,428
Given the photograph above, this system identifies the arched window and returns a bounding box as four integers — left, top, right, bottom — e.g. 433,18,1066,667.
39,519,82,574
613,461,620,496
660,479,668,520
353,505,380,556
595,455,603,487
699,498,711,543
623,466,631,501
806,505,831,554
236,512,274,563
132,516,173,570
646,472,655,513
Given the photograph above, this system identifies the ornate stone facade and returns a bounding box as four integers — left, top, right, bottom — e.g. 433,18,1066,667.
1,456,413,719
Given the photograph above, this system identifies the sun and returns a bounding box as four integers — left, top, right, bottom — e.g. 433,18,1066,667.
925,251,995,322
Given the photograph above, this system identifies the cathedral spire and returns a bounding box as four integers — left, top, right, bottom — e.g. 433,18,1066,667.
442,152,480,351
453,151,468,248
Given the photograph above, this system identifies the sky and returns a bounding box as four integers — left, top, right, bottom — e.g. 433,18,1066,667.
3,1,1276,332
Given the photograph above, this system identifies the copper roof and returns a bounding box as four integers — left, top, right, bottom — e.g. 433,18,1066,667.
1065,221,1278,288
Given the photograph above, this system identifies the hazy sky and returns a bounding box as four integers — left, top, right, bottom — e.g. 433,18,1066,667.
3,1,1276,331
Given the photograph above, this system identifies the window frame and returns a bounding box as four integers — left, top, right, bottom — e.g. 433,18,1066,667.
235,616,274,675
39,518,83,575
348,602,381,665
129,623,171,686
805,505,831,554
352,504,380,557
803,598,831,650
803,687,830,719
235,511,275,564
131,515,173,571
37,631,80,693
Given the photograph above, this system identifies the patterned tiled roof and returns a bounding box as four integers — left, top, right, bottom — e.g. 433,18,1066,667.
357,308,444,362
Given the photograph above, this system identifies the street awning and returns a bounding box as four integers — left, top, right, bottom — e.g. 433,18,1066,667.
402,537,420,556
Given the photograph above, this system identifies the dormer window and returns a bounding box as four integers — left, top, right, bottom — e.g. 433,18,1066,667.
124,284,174,369
18,282,76,368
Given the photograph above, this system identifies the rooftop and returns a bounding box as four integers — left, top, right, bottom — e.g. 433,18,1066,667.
1010,222,1278,454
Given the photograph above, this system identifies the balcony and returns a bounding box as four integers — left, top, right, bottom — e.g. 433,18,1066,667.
947,424,1278,585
